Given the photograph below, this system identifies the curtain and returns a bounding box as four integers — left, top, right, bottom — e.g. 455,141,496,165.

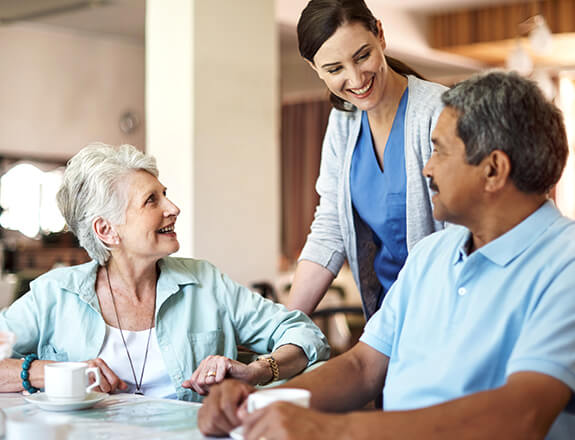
281,99,332,265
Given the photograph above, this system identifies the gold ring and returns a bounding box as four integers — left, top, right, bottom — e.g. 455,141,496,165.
206,371,216,377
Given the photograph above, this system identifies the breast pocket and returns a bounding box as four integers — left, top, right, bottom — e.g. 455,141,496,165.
186,330,225,368
384,192,407,261
40,344,69,362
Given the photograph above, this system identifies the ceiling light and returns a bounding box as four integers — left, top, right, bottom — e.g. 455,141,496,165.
529,15,553,54
506,41,533,75
531,69,556,100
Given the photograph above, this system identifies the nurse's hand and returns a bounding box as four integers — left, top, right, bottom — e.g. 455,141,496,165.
85,358,128,393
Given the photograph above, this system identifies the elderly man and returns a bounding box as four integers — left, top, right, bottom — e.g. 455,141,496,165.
198,71,575,439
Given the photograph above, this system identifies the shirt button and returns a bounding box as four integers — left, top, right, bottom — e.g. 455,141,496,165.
457,287,467,296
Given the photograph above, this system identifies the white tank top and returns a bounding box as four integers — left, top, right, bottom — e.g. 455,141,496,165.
98,325,176,399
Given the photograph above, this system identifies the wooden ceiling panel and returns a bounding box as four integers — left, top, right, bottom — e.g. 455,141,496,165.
442,33,575,68
431,0,575,47
431,0,575,68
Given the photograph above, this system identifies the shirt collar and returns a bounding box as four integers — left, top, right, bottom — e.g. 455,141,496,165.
43,259,100,308
157,258,198,288
52,257,199,305
452,227,471,265
457,200,561,267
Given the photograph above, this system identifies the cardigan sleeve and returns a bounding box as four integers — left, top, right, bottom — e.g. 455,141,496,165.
298,108,355,276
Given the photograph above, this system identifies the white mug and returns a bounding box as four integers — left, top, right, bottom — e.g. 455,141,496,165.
5,414,69,440
44,362,101,402
247,388,311,413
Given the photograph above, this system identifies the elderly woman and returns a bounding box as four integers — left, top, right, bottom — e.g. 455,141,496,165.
0,143,329,400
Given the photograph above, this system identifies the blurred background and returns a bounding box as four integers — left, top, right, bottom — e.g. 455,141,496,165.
0,0,573,352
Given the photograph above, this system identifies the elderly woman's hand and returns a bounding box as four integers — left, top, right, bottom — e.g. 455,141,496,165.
85,358,128,393
183,355,269,395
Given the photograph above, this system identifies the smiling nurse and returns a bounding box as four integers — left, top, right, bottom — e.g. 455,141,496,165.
287,0,447,320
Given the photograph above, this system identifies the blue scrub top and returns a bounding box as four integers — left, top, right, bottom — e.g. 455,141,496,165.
350,89,409,306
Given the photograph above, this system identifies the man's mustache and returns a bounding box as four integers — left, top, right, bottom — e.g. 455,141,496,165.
429,178,439,192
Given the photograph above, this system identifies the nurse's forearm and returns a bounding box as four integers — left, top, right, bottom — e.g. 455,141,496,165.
287,260,335,315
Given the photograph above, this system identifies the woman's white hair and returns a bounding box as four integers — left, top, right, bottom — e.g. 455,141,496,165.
56,143,159,265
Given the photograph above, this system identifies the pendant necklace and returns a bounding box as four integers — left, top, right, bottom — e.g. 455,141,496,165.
105,266,156,396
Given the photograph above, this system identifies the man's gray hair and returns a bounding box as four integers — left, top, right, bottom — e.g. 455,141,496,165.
56,143,159,265
442,70,568,194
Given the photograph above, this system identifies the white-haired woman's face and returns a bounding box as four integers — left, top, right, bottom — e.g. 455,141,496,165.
114,170,180,261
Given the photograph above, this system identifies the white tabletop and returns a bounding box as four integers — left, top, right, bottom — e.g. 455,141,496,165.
0,392,230,440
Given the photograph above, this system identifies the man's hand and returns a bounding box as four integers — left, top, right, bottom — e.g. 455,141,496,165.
85,358,128,393
197,379,255,436
242,402,350,440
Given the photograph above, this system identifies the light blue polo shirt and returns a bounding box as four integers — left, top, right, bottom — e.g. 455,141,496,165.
360,200,575,438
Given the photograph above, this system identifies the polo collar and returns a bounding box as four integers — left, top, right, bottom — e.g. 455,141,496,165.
468,200,560,267
452,229,471,265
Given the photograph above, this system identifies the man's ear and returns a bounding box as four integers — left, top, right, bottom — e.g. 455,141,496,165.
484,150,511,193
93,217,119,247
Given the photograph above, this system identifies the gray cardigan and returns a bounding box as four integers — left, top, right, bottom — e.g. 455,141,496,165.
298,75,446,318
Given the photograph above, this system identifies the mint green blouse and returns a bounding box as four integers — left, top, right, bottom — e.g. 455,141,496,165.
0,257,330,401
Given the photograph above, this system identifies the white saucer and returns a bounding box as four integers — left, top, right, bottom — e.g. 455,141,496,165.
24,391,108,412
229,426,244,440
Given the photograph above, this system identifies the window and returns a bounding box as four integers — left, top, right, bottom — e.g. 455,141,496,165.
0,163,66,238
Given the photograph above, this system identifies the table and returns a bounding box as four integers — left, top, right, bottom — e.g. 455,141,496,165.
0,392,229,440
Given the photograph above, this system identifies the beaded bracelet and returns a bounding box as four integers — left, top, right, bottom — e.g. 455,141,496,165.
21,353,39,394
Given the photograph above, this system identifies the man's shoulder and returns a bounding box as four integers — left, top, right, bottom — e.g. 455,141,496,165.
535,213,575,261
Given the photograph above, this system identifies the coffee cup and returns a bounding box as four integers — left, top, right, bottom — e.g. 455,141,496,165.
247,388,311,413
44,362,101,402
5,414,70,440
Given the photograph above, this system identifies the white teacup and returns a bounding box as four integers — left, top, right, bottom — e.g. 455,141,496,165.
44,362,101,402
6,414,69,440
247,388,311,413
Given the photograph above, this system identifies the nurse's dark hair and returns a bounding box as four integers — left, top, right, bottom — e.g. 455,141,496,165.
442,70,568,194
297,0,422,112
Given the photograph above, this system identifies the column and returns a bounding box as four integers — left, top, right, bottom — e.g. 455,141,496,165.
146,0,279,285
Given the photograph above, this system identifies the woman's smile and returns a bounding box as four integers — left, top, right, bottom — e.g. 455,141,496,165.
347,75,375,98
157,223,177,237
